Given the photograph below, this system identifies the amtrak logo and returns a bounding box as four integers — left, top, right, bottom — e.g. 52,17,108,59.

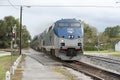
67,28,74,33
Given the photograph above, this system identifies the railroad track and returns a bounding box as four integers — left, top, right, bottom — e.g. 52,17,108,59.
83,54,120,73
26,53,62,66
25,50,120,80
85,54,120,65
27,53,103,79
63,60,120,80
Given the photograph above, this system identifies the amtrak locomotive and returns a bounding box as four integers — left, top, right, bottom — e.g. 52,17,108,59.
31,19,84,60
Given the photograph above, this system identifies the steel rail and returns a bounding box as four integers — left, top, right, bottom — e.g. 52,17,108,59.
85,54,120,65
63,61,120,80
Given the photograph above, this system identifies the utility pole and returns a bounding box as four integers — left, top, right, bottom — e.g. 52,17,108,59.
19,6,31,55
20,6,22,55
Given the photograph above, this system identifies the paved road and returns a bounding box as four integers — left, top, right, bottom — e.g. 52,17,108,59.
0,51,11,57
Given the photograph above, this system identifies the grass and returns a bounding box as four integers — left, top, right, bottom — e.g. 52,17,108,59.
11,54,26,80
85,50,120,54
84,50,120,58
0,55,19,80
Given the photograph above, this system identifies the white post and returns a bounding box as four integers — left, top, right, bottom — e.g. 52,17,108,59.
10,66,15,75
6,71,10,80
14,62,17,69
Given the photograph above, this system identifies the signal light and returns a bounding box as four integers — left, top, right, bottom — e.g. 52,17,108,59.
7,32,15,38
12,33,15,37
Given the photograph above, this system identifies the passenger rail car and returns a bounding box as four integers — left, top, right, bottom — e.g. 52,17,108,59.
31,19,84,60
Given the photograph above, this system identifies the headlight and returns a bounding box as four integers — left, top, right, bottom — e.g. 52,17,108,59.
68,35,74,39
61,39,65,42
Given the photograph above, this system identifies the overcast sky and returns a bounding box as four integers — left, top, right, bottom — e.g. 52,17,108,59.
0,0,120,38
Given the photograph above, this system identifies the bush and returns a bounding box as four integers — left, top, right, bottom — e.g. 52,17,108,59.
84,46,97,51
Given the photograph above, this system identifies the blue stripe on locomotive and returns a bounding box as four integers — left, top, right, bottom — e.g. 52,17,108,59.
53,19,83,39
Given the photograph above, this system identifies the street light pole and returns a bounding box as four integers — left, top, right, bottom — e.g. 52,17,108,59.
19,6,30,55
19,6,22,55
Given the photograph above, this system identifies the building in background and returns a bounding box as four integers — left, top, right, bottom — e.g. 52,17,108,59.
115,41,120,51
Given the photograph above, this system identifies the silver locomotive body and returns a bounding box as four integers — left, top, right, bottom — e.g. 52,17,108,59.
33,19,84,60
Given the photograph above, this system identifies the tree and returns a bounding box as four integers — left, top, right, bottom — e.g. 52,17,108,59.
0,16,31,48
83,22,98,51
102,25,120,50
21,25,31,48
0,20,8,48
104,25,120,38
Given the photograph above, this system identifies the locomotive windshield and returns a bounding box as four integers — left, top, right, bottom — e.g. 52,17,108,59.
58,23,69,27
58,23,80,27
70,23,80,27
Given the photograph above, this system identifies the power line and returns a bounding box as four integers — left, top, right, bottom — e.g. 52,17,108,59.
7,0,18,9
0,5,119,8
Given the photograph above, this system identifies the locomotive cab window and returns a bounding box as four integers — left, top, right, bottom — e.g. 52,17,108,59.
58,23,81,28
58,23,69,27
70,23,81,27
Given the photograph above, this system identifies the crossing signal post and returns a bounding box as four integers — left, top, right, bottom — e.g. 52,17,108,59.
12,25,18,49
10,25,18,66
10,25,16,67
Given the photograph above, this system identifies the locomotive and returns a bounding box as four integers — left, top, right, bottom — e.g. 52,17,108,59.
31,19,84,60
